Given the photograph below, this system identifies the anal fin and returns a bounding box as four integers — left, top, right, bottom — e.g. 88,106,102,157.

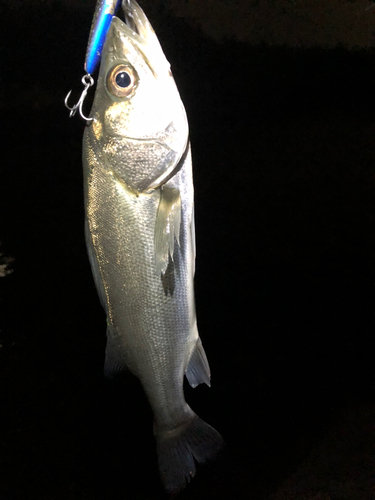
85,220,107,312
104,324,128,378
185,338,211,388
154,186,181,275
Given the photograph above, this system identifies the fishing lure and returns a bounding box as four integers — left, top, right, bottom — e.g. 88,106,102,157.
65,0,121,120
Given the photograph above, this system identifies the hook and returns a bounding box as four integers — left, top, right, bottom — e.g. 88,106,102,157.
65,74,94,122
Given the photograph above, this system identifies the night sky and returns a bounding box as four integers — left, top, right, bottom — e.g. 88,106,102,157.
1,1,375,499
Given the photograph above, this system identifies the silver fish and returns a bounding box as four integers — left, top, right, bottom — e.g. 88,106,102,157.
83,0,223,492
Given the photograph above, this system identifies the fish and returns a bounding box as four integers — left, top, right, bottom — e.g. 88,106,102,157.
82,0,223,492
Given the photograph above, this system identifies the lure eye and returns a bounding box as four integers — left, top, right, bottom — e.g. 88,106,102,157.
107,64,137,97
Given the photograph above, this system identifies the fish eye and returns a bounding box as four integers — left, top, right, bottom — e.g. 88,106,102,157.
107,64,137,98
116,71,131,88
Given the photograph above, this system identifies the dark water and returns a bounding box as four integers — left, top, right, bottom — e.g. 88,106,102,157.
1,3,375,499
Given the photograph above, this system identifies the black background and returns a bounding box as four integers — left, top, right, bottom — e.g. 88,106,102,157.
1,1,375,499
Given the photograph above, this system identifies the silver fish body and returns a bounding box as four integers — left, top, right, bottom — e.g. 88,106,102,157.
83,0,222,492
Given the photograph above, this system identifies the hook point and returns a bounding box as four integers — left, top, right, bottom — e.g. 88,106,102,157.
64,74,94,122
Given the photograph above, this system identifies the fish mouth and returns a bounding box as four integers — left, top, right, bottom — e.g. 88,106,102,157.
106,1,170,77
120,0,156,45
120,0,165,58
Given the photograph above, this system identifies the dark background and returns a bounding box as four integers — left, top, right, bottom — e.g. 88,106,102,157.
1,1,375,499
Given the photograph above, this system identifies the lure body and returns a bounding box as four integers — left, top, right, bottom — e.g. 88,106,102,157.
85,0,122,74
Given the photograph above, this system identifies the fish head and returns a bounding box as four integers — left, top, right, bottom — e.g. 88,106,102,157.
88,0,189,192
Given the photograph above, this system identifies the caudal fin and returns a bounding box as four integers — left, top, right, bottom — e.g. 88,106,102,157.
155,414,223,493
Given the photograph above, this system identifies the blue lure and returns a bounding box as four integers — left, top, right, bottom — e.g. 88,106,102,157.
65,0,121,121
85,0,122,75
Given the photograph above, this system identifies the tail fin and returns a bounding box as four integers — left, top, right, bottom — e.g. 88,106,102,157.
155,413,223,494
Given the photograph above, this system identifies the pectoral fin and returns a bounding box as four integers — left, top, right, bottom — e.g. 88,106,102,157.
154,186,181,275
185,338,211,388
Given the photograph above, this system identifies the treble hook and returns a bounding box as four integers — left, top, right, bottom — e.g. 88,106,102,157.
65,74,94,122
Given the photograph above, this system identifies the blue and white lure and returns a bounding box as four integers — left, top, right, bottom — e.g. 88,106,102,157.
65,0,122,121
